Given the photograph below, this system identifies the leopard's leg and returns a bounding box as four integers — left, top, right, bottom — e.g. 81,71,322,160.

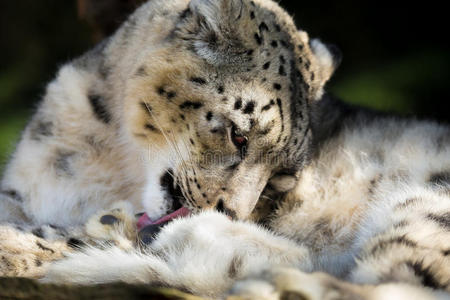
0,201,138,278
43,211,312,298
230,195,450,299
0,224,77,278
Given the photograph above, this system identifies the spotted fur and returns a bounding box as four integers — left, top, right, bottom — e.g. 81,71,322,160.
0,0,449,299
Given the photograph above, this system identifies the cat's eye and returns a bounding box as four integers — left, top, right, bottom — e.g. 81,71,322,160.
231,125,248,150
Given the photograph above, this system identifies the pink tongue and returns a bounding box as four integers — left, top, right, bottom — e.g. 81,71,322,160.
137,207,190,230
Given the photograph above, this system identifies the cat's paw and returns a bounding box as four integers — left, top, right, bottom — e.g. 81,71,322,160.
85,202,137,250
0,225,68,278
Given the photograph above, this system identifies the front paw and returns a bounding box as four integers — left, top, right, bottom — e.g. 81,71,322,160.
0,225,68,278
85,202,137,250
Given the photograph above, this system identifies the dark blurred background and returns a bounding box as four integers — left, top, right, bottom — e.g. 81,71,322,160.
0,0,449,171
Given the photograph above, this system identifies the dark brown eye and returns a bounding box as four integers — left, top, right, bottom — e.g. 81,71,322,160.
231,125,248,150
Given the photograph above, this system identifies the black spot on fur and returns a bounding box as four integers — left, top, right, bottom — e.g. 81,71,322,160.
67,238,86,249
429,172,450,187
144,123,159,132
259,22,269,32
395,197,420,210
0,189,23,202
246,49,254,56
32,228,44,239
273,83,282,90
279,65,287,76
179,114,185,121
279,55,286,64
393,220,409,229
305,60,311,70
426,212,450,230
190,77,207,85
140,102,152,117
276,98,285,143
217,86,224,94
215,199,237,220
370,235,418,255
228,256,242,278
280,40,288,48
310,72,315,81
88,94,111,124
254,33,262,45
261,99,275,112
250,11,255,19
54,150,76,176
157,86,165,95
234,98,243,110
179,101,203,110
190,138,195,146
206,111,213,121
100,215,119,225
36,241,55,254
406,261,444,289
263,62,271,70
35,259,42,267
30,121,53,141
166,91,176,100
179,8,192,20
227,162,240,171
243,101,255,114
274,23,281,32
270,40,278,48
135,66,147,76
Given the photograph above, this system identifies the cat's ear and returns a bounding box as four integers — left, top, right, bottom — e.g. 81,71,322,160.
176,0,247,65
188,0,244,31
294,30,342,101
310,38,342,88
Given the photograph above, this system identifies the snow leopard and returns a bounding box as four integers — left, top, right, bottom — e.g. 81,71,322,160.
1,0,449,299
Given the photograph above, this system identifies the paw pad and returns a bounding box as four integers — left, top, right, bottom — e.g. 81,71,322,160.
100,214,119,225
